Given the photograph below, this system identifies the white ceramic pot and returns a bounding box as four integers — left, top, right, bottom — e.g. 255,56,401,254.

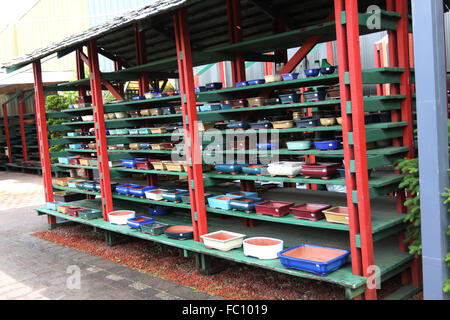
81,115,94,122
107,210,135,225
243,237,284,260
145,189,167,201
115,112,127,119
268,162,305,177
201,231,246,252
264,74,282,83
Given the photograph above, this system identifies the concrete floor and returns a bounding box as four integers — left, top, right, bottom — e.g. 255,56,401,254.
0,171,219,300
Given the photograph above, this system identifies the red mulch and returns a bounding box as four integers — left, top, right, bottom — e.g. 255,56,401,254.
32,223,422,300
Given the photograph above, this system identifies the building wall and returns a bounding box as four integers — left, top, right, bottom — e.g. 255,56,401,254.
0,0,90,73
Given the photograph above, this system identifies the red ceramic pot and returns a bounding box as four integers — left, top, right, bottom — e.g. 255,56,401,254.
301,163,341,179
289,203,332,221
254,201,295,218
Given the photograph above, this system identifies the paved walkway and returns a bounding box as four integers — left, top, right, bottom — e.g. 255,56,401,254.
0,171,219,300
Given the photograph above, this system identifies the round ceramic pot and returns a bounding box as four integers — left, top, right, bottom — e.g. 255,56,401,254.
320,118,336,126
108,210,136,225
264,74,282,83
243,237,284,260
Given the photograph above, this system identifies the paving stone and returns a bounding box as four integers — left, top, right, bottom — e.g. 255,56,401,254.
0,172,225,301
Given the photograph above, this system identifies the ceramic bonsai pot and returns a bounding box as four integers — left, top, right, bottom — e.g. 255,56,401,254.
254,201,295,217
205,82,223,90
150,127,167,134
303,88,327,102
278,244,350,276
53,191,86,203
116,184,139,196
127,216,155,229
195,86,207,93
257,142,279,150
272,120,294,129
227,121,251,130
304,68,320,77
247,79,265,85
229,99,248,108
289,203,332,221
199,104,221,112
215,163,247,175
164,226,194,240
320,65,336,75
286,141,311,151
247,97,266,107
229,197,264,213
323,206,349,225
142,222,169,236
57,205,72,214
243,237,284,260
208,195,243,210
326,85,340,100
267,162,305,178
108,210,136,225
128,128,140,135
162,189,190,202
145,189,167,201
161,106,175,115
67,207,89,217
264,74,282,83
235,81,248,87
295,118,320,128
279,94,301,104
320,118,336,127
165,161,186,172
83,181,99,191
68,179,86,189
250,121,272,130
314,140,341,150
129,186,156,198
301,163,341,180
77,209,103,220
151,161,167,171
46,202,68,211
226,191,258,198
281,73,299,81
201,231,246,252
148,205,171,216
136,160,153,170
242,165,269,176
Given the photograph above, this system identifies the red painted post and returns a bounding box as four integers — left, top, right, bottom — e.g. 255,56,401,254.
327,42,334,66
32,60,56,227
76,49,87,102
374,44,383,96
396,0,414,159
87,39,114,219
114,59,125,96
174,8,208,241
334,0,363,298
219,62,226,86
345,0,376,300
2,103,12,163
227,0,246,85
134,23,150,95
18,93,28,162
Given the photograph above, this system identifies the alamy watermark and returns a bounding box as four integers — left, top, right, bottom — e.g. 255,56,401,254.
66,265,81,290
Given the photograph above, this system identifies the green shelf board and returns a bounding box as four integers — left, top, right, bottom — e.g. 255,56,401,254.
35,195,413,293
203,171,402,189
52,164,98,170
110,167,188,176
35,200,367,291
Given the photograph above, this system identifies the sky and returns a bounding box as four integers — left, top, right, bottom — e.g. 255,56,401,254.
0,0,37,32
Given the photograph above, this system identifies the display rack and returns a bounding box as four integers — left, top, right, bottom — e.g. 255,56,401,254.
12,0,420,300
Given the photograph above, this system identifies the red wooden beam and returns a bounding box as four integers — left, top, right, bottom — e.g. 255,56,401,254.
174,8,208,241
18,93,28,162
277,11,335,75
87,39,114,218
76,49,88,100
32,60,56,227
102,80,125,101
2,103,12,163
334,0,363,298
134,23,150,95
345,0,376,300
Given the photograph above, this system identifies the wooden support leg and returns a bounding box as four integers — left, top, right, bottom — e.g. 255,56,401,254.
195,253,229,276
